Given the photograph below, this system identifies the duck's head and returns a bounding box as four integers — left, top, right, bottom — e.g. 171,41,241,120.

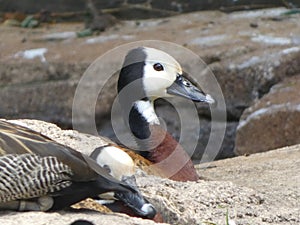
117,47,215,145
118,47,215,104
90,145,157,220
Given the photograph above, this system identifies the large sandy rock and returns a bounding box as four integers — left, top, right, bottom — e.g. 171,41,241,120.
1,119,299,225
235,75,300,155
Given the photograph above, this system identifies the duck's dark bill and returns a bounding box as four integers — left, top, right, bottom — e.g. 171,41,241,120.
114,191,156,219
167,74,215,104
116,175,157,219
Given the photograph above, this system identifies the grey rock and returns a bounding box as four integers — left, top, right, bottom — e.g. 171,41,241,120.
0,1,296,19
0,62,115,127
206,46,300,120
0,63,83,125
235,75,300,155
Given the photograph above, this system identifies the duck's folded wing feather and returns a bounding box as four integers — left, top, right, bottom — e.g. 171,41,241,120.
0,120,126,186
0,153,73,202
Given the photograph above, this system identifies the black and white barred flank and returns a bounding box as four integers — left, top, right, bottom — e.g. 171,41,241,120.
0,154,73,202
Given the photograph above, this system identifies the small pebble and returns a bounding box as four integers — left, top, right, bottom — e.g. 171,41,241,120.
250,22,258,28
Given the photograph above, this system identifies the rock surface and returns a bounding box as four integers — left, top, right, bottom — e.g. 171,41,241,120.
1,8,300,160
235,75,300,155
1,0,297,19
198,144,300,225
1,119,299,225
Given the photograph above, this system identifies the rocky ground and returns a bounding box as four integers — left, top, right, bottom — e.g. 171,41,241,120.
0,119,299,225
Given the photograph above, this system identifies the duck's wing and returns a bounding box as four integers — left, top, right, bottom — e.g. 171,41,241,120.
0,120,136,209
0,153,73,203
0,120,113,181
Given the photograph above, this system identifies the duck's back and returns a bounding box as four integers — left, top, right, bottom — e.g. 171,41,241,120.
0,120,115,182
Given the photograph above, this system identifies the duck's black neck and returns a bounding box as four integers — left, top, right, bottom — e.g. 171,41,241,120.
129,100,159,139
125,100,160,157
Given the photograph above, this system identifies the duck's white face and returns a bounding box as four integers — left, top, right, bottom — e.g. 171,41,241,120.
141,47,215,104
142,47,182,99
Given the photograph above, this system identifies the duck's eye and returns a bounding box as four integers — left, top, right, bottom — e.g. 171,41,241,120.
153,63,164,71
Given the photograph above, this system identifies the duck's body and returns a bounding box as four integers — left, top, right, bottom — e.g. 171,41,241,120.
0,120,156,219
145,124,199,181
115,47,215,181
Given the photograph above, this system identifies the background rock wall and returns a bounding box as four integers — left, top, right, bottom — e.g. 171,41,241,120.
1,0,300,19
1,8,300,160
